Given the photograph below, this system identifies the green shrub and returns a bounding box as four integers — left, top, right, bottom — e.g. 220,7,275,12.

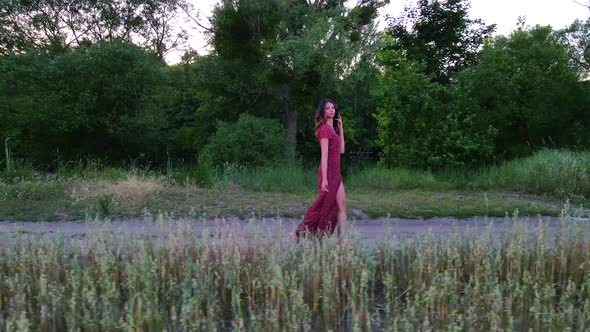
200,114,287,167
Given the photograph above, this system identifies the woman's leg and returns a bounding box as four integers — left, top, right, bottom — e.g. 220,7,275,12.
336,181,347,237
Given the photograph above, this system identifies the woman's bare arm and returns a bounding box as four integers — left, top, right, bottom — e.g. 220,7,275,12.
338,116,345,154
340,129,345,154
320,138,329,191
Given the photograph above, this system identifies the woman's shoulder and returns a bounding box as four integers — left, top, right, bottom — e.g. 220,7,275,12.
318,123,334,139
325,124,336,134
321,123,335,131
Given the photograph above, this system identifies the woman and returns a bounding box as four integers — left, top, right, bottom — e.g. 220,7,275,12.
291,99,346,241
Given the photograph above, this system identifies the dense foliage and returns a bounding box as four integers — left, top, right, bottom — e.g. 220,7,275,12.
0,0,588,169
0,41,168,167
373,36,497,168
457,25,590,159
200,114,287,167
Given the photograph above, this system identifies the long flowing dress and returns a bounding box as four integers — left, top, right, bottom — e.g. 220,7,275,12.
295,123,342,239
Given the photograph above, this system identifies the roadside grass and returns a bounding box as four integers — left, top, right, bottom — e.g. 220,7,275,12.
0,213,588,330
474,149,590,199
0,179,69,221
349,190,562,219
171,149,590,199
0,149,588,221
347,166,447,191
0,182,573,221
218,163,316,193
347,149,590,199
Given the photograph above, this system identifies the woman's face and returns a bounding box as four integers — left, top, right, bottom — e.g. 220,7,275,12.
324,102,336,119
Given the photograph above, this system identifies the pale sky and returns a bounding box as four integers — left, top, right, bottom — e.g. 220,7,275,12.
165,0,590,64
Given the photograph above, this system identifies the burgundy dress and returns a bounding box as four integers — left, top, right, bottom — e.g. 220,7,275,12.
295,124,342,239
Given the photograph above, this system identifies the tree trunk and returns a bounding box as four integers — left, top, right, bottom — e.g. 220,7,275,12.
282,83,297,161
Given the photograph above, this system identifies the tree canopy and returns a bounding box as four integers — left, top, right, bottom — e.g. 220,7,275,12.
386,0,496,83
0,0,588,169
0,0,191,60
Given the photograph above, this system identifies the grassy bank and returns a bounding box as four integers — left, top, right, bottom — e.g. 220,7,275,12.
0,149,588,221
0,179,563,221
0,214,588,330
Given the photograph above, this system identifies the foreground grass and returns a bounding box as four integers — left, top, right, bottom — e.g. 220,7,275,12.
0,214,588,330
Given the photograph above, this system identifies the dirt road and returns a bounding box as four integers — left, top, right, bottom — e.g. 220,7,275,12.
1,215,589,247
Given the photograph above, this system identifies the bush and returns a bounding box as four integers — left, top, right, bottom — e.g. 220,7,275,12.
200,114,287,167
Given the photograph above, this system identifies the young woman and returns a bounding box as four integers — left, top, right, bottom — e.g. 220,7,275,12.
291,99,346,240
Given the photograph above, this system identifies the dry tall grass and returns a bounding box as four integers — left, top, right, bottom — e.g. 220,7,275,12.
65,175,162,210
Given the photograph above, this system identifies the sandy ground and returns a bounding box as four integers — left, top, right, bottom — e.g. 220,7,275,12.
1,215,589,247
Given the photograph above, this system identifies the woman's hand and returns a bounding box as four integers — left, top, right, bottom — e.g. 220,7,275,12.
321,179,329,192
337,115,343,134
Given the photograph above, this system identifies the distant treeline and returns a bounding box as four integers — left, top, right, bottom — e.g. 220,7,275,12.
0,0,589,169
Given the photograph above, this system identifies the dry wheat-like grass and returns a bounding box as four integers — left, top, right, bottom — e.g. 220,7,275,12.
65,176,162,210
0,212,589,331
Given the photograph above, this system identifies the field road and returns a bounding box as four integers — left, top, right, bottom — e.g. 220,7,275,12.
1,215,589,247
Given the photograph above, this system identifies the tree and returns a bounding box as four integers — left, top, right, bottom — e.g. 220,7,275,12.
163,60,204,159
559,18,590,77
330,54,381,156
571,0,590,10
206,0,386,160
0,0,192,61
137,0,192,60
373,36,496,168
456,25,590,157
0,41,169,165
386,0,495,83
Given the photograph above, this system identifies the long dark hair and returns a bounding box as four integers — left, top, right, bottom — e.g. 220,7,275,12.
314,99,340,138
